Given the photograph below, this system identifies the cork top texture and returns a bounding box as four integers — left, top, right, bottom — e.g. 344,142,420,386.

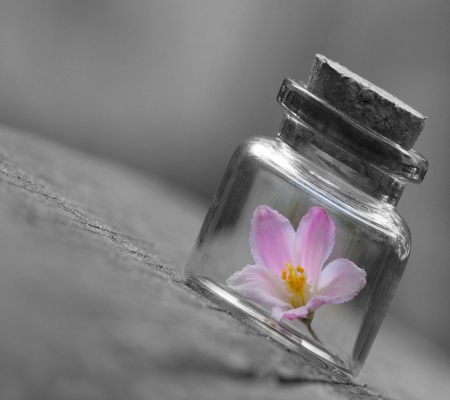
306,55,426,150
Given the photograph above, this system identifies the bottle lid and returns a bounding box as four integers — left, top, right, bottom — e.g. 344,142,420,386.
307,54,426,150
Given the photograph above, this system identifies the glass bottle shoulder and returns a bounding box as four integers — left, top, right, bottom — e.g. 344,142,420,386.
231,136,411,253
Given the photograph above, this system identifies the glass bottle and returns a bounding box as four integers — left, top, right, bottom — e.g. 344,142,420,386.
184,55,428,379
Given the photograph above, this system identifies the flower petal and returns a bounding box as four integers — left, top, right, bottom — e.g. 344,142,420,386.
271,306,290,322
293,206,335,288
313,259,366,310
249,205,295,274
226,264,291,308
278,296,316,321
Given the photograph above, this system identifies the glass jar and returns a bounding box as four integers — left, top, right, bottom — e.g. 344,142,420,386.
184,71,428,378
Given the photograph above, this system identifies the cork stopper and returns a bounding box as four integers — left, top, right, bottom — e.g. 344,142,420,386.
306,54,426,150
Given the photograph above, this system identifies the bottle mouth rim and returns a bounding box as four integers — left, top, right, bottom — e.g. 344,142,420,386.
277,78,428,183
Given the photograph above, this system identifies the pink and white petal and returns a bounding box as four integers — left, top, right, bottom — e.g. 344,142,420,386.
280,296,316,320
293,206,335,288
249,205,295,274
271,306,290,322
226,264,291,308
314,258,366,307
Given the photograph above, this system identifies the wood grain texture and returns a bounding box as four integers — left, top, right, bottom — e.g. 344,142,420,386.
0,125,448,400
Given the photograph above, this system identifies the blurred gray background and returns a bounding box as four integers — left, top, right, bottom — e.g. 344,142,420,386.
0,0,449,354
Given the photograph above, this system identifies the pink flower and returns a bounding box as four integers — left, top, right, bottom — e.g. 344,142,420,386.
226,205,366,322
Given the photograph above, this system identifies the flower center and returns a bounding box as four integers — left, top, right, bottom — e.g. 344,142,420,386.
281,262,311,308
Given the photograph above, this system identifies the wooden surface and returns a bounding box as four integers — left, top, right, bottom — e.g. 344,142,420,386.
0,125,449,400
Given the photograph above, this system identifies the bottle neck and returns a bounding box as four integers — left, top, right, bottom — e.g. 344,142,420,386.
278,114,406,206
276,79,427,207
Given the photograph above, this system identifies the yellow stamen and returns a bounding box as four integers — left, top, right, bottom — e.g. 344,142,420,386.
281,262,311,308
